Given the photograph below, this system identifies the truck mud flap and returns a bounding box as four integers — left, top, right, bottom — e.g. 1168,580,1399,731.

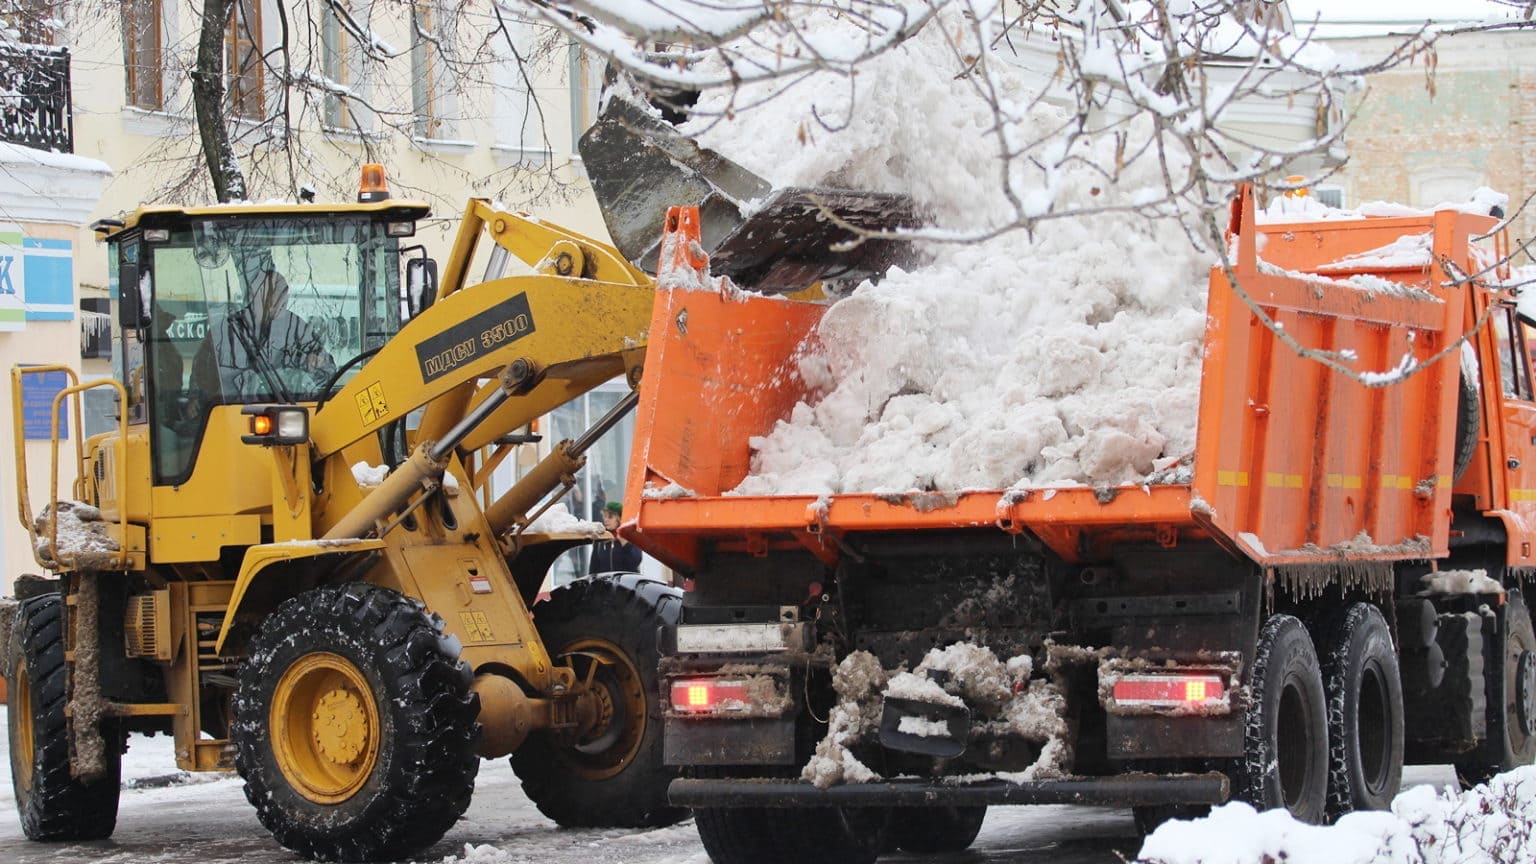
668,772,1229,809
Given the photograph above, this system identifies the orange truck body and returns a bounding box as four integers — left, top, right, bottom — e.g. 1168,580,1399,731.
625,199,1524,574
628,192,1536,824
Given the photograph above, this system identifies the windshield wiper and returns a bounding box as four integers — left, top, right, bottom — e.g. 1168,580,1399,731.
231,312,294,403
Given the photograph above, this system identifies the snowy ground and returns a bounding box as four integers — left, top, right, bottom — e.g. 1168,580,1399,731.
0,706,1482,864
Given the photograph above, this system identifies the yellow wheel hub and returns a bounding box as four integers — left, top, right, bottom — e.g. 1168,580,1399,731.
313,688,370,765
270,653,381,804
561,639,647,782
11,657,34,793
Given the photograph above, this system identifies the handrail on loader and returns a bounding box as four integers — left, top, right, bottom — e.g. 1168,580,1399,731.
10,364,130,570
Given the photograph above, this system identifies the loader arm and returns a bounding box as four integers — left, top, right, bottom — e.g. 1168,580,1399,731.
309,203,655,465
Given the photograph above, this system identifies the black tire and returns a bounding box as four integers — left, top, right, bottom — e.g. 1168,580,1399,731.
1317,603,1403,818
1236,614,1328,823
511,573,685,828
1453,358,1480,483
696,805,888,864
1455,591,1536,787
6,594,121,841
232,584,480,862
889,805,987,852
1132,804,1208,837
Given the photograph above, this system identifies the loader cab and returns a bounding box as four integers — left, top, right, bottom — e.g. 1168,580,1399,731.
97,200,430,485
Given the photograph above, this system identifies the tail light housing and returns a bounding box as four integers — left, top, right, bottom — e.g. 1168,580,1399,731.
1112,673,1226,709
670,679,750,714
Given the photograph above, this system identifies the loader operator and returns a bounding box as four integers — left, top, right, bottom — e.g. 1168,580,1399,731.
588,501,643,574
192,266,335,403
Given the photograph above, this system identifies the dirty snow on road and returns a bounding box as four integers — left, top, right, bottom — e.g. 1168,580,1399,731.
4,705,1514,864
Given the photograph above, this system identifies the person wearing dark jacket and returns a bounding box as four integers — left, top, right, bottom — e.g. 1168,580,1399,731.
589,501,643,574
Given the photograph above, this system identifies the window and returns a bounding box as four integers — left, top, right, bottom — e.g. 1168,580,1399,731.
140,217,404,483
226,0,263,120
321,5,356,130
492,11,552,160
568,41,602,152
1313,186,1344,210
123,0,163,110
1,0,53,45
411,2,450,139
1495,306,1533,402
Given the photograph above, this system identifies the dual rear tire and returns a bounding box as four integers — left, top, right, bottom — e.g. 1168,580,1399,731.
1237,607,1403,824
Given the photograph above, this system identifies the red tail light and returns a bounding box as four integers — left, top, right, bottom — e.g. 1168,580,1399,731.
670,679,750,714
1112,674,1225,707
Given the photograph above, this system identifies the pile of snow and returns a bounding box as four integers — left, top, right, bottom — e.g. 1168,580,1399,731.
804,643,1068,787
1261,187,1508,225
631,4,1506,496
1420,569,1505,595
1138,766,1536,864
673,7,1214,494
802,651,887,788
524,503,605,536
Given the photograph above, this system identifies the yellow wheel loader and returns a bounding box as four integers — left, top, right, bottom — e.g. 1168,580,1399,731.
3,168,682,861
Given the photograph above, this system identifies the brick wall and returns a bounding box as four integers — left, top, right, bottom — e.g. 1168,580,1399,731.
1328,31,1536,249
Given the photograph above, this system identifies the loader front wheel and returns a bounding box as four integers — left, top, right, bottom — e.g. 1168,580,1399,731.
512,574,685,828
233,584,480,862
6,594,122,841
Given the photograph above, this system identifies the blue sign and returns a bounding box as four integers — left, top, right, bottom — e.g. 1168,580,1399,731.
21,369,69,440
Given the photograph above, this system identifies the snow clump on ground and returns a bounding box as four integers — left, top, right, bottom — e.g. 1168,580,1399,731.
1138,766,1536,864
680,6,1212,494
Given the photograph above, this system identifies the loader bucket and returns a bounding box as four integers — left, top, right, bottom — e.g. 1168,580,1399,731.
578,95,921,293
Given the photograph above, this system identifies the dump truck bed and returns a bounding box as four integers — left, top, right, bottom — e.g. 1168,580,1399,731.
624,203,1492,572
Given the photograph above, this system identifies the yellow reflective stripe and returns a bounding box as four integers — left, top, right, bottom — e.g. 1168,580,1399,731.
1325,474,1363,489
1217,471,1250,487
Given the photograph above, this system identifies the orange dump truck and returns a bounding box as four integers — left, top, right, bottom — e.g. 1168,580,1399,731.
620,197,1536,862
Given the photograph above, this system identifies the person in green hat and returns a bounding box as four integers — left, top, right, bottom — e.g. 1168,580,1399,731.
589,500,643,574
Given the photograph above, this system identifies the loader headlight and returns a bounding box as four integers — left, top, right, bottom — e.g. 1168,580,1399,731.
242,405,310,446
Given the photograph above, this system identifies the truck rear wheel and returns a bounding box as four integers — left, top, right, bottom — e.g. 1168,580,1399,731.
233,584,480,862
1455,591,1536,786
888,805,987,852
6,594,121,841
696,805,888,864
1237,614,1328,823
511,574,685,828
1318,603,1403,818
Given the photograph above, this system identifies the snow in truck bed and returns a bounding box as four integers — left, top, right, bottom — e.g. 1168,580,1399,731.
663,5,1502,497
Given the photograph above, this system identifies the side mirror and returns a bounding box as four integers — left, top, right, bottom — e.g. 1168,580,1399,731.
117,263,149,331
405,257,438,320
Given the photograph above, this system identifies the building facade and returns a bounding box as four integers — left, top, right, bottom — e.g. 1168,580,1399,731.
0,1,611,590
1322,29,1536,242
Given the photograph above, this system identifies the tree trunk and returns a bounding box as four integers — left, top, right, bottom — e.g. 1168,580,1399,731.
191,0,247,202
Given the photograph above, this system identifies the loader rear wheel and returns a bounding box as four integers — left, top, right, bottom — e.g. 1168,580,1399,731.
6,594,122,841
1318,603,1403,818
889,805,987,852
1455,591,1536,787
233,584,479,862
1236,614,1328,823
511,574,685,828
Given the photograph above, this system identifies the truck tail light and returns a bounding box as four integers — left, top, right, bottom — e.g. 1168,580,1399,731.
1112,674,1225,708
670,679,749,714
